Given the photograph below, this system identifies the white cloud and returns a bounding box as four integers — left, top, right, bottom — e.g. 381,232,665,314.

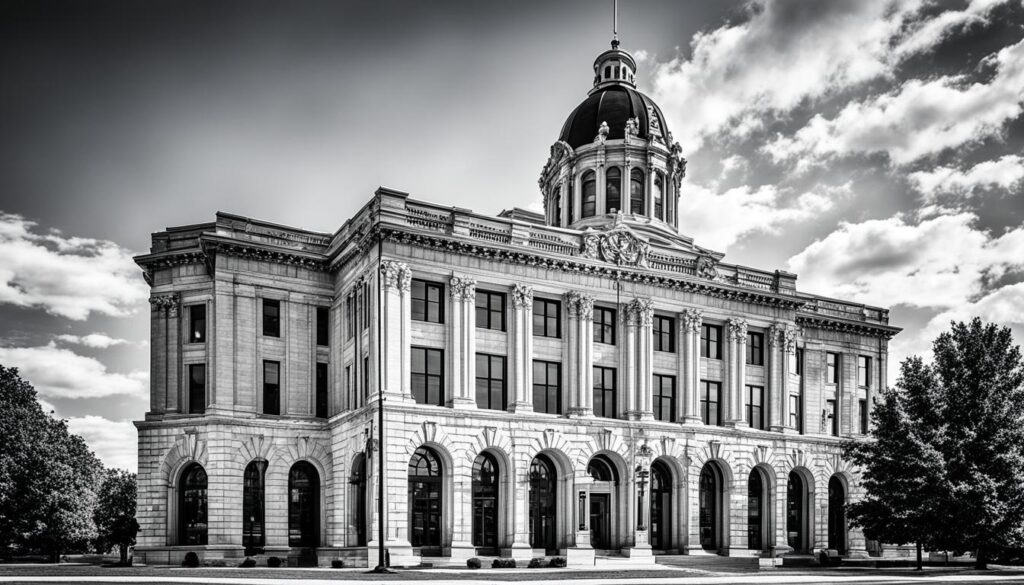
0,342,148,399
0,213,149,320
909,155,1024,202
55,333,130,349
66,415,137,472
787,212,1024,309
678,182,841,251
768,38,1024,167
893,0,1014,59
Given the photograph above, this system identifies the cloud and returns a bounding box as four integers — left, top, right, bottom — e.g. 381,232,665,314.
55,333,131,348
678,182,842,251
892,0,1015,59
0,342,148,399
66,416,137,472
787,212,1024,309
0,213,149,320
909,155,1024,202
768,38,1024,167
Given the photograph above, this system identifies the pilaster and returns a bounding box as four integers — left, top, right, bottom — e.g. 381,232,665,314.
724,318,748,427
632,298,654,420
380,260,412,402
680,309,703,424
566,291,594,416
509,284,534,412
449,275,477,409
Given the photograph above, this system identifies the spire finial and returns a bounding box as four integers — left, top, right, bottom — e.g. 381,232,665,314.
611,0,619,49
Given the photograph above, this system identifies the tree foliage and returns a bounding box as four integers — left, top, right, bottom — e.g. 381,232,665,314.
846,319,1024,568
94,469,139,564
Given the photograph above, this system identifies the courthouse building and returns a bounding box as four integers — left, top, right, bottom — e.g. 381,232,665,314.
133,36,899,567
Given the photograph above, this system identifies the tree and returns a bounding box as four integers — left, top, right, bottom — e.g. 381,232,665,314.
94,470,139,564
847,319,1024,569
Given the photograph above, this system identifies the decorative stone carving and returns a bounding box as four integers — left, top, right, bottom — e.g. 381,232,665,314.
681,308,703,333
624,297,653,326
579,223,651,268
449,276,476,301
783,326,798,354
647,105,662,137
150,294,179,317
695,255,718,280
512,284,534,308
625,117,640,137
635,441,654,466
565,290,594,321
380,260,411,292
594,121,610,144
727,318,748,341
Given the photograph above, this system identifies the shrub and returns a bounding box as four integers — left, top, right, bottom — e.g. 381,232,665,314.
239,558,256,568
466,557,481,569
267,556,282,568
491,558,517,568
331,559,344,569
528,557,545,568
182,552,199,567
548,557,567,568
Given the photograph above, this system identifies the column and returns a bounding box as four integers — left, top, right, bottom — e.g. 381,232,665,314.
566,291,594,416
597,164,606,215
725,318,748,427
380,260,412,402
635,299,654,420
680,309,703,424
768,324,784,432
782,327,797,432
507,452,535,562
646,164,655,219
623,301,637,419
449,275,476,409
509,284,534,412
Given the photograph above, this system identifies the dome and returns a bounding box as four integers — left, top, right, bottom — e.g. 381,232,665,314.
557,84,671,149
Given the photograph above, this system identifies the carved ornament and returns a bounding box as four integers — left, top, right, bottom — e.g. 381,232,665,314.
581,223,651,268
150,293,179,317
565,290,594,321
594,121,610,144
727,318,748,341
624,297,654,326
380,260,411,292
512,284,534,308
695,255,719,280
681,308,703,333
449,276,477,301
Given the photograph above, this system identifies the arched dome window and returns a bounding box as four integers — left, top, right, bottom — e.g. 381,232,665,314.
605,167,621,214
552,186,562,226
581,171,597,218
630,169,645,215
604,66,611,79
653,173,664,221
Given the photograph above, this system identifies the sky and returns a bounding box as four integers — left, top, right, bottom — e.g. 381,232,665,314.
1,0,1023,472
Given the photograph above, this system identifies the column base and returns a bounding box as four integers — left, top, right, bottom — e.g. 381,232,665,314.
368,539,415,568
773,543,794,555
448,397,477,410
566,547,596,567
567,407,593,418
727,547,761,557
847,547,870,559
771,426,801,435
682,415,703,425
684,545,719,556
502,542,535,563
507,401,533,413
448,542,476,564
723,420,749,429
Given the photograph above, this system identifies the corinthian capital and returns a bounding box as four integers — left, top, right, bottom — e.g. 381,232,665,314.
727,318,748,342
625,297,654,326
512,284,534,309
680,308,703,333
784,326,798,354
380,260,410,292
565,290,594,321
449,276,477,301
150,293,179,317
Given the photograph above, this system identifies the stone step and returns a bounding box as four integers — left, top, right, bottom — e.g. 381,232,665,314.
655,554,760,573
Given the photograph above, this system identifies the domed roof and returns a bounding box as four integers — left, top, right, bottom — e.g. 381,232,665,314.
558,84,670,149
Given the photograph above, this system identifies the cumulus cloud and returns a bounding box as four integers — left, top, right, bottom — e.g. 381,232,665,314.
909,155,1024,202
66,416,137,472
0,342,148,399
768,38,1024,167
787,212,1024,309
0,213,149,320
55,333,131,348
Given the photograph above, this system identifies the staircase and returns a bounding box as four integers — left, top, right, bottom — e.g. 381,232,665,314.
655,554,760,573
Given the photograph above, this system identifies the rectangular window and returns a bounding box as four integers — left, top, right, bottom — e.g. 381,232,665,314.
411,347,444,406
411,279,444,323
188,364,205,414
315,363,328,419
859,399,868,435
532,360,561,415
700,380,721,426
700,324,722,359
827,399,838,436
593,366,617,419
593,307,616,345
363,356,370,400
362,282,370,329
475,291,506,331
345,295,354,340
189,304,206,344
796,347,804,375
653,316,675,353
345,365,353,409
653,374,676,422
746,385,764,430
263,360,280,415
532,298,561,338
316,307,329,346
858,355,871,387
746,332,764,366
826,352,840,384
475,354,507,410
790,394,802,433
262,299,280,338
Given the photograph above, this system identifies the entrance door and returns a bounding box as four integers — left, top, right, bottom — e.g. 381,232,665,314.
828,476,847,554
529,455,557,554
590,494,611,550
787,472,805,552
650,462,671,551
699,465,718,551
409,447,443,555
472,453,499,553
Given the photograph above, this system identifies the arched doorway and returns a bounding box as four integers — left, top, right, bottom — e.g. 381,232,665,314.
747,468,769,551
650,460,671,552
408,447,443,555
179,463,208,545
242,460,266,554
828,476,847,554
787,471,808,553
529,454,557,554
699,463,724,552
288,462,320,548
472,452,499,553
587,455,618,551
350,453,367,546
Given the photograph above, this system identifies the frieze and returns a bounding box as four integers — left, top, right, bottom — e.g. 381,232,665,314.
511,284,534,308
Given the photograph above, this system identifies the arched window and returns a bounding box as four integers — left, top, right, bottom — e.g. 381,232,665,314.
747,469,766,551
630,168,645,215
288,462,320,547
787,471,806,552
699,464,720,551
587,455,617,482
653,173,664,221
605,167,621,214
581,171,597,218
828,476,847,554
472,452,499,550
604,66,611,79
351,453,367,546
242,461,266,554
179,463,208,545
650,461,671,551
528,455,557,553
552,186,561,226
587,455,618,550
409,447,443,551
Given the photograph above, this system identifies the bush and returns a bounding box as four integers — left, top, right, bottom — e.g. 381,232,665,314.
182,552,199,567
491,558,517,568
331,559,344,568
239,558,256,568
548,557,567,568
267,556,282,568
528,557,545,568
466,557,481,569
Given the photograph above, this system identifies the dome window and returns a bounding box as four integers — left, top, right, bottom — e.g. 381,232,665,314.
605,66,611,80
630,169,645,215
654,173,664,221
581,171,597,218
605,167,622,214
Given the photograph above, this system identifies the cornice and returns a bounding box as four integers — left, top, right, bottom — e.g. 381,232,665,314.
796,314,901,339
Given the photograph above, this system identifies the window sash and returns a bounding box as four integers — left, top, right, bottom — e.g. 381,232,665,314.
411,347,444,406
746,333,763,365
653,375,676,422
746,385,764,429
475,291,506,331
263,361,280,415
316,307,329,346
475,354,507,410
188,364,205,414
532,361,561,415
532,299,561,338
700,380,721,426
315,363,328,418
411,280,444,323
593,307,616,345
189,304,206,343
701,325,721,359
654,316,675,352
263,299,280,337
593,366,617,418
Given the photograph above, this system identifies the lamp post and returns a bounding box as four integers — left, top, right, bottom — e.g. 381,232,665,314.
635,464,649,531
